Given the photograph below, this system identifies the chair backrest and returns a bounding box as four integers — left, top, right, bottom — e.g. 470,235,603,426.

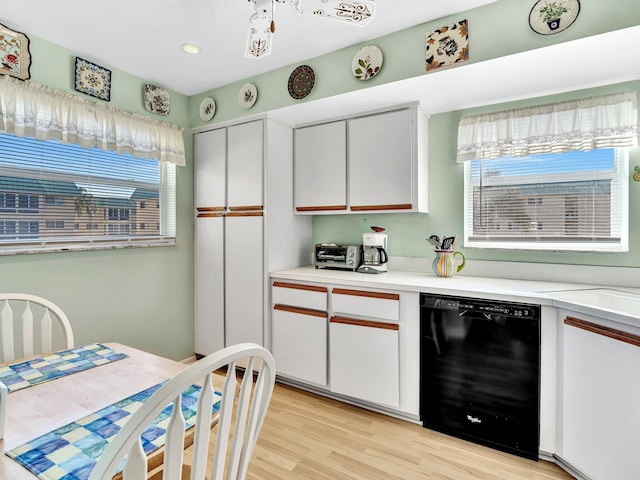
88,342,276,480
0,293,75,363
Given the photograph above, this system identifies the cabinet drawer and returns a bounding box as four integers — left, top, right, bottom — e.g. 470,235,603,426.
331,288,399,321
272,305,327,386
272,281,327,311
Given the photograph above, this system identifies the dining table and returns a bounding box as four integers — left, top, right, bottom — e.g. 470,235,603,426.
0,342,189,479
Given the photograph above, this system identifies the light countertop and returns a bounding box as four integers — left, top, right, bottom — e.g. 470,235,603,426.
270,266,640,330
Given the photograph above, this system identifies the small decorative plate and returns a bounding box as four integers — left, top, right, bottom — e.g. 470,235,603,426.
351,45,383,81
529,0,580,35
199,96,216,121
238,83,258,109
287,65,315,100
144,84,171,116
74,57,111,101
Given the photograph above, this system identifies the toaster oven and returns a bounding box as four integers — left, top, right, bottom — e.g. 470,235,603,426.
313,244,362,271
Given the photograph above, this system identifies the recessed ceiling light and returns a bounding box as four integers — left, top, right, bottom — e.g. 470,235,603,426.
181,43,200,55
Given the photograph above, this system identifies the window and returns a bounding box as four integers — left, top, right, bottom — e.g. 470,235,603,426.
0,133,176,254
464,148,628,251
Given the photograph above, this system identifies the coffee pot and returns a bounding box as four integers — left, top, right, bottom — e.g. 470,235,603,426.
357,232,389,274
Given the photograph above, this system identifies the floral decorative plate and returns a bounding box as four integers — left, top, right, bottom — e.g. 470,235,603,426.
529,0,580,35
74,57,111,101
287,65,315,100
425,19,469,72
199,96,216,121
351,45,383,81
238,83,258,109
144,84,170,116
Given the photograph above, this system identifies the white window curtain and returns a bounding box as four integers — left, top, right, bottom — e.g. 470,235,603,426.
457,91,638,163
0,76,185,166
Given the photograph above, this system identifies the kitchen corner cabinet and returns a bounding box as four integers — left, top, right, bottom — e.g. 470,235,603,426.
194,119,312,357
293,105,428,214
558,311,640,480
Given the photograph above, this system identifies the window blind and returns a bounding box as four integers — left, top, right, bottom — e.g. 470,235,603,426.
0,133,176,253
464,148,628,251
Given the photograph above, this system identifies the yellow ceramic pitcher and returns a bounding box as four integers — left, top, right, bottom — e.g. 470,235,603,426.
432,249,466,278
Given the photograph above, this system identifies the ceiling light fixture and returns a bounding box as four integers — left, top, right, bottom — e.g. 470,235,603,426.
181,43,201,55
245,0,376,59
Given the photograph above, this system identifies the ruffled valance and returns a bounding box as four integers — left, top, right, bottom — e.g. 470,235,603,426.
457,91,638,162
0,76,185,166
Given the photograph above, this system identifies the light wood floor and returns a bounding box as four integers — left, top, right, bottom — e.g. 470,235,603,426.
246,383,575,480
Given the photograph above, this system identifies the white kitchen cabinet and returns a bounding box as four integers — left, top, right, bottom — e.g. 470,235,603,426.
292,105,427,214
194,119,312,357
331,287,400,321
272,305,328,385
225,213,264,346
329,316,400,407
194,212,224,355
227,120,263,208
329,287,401,407
271,281,328,385
348,108,418,211
559,312,640,480
194,127,225,209
294,121,347,213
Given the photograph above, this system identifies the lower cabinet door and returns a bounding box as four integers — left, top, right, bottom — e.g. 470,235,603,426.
561,316,640,480
329,316,400,407
272,305,327,386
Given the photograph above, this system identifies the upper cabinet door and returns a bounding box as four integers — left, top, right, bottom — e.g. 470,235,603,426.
194,128,226,209
294,121,347,213
227,120,264,209
348,109,414,211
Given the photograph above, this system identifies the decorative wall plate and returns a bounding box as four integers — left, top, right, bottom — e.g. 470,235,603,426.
199,96,216,121
288,65,315,100
0,22,31,80
529,0,580,35
144,84,171,116
238,83,258,109
351,45,383,81
425,19,469,72
74,57,111,101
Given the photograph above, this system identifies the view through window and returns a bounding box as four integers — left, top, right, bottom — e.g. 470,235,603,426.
0,133,176,253
464,148,628,252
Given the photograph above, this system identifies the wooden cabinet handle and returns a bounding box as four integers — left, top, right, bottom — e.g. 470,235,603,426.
565,316,640,347
272,281,327,293
332,288,399,301
274,304,327,318
330,316,399,331
226,211,263,217
350,204,412,211
228,205,263,211
296,205,347,212
196,206,225,212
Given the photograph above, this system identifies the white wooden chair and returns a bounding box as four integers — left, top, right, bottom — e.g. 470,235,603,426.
88,342,276,480
0,293,74,440
0,293,75,363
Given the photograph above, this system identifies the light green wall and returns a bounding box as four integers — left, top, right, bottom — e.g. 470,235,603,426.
1,1,638,361
0,33,195,361
192,0,640,268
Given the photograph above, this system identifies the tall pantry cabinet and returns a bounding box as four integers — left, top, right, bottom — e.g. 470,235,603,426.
194,118,312,357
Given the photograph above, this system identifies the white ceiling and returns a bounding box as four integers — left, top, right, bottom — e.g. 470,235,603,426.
0,0,496,96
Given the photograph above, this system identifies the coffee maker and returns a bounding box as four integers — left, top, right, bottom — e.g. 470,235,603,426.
357,232,389,274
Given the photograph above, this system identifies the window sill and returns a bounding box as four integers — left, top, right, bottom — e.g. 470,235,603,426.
0,238,177,256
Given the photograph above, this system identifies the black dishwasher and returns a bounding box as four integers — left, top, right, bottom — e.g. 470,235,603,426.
420,293,541,460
